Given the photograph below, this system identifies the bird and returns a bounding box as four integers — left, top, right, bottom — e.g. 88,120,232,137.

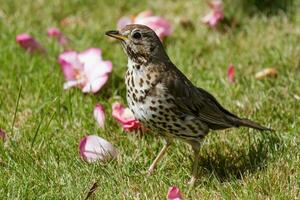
105,24,272,184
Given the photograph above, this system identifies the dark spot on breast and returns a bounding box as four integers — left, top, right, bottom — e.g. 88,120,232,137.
151,100,156,104
158,100,163,104
149,119,156,123
172,129,179,133
159,105,164,109
166,98,174,103
147,74,151,80
127,77,130,85
171,116,177,121
152,114,157,118
146,80,150,85
134,89,138,93
132,93,137,101
173,123,181,128
135,65,140,70
131,77,135,87
159,111,164,115
187,124,197,133
150,106,157,111
150,45,155,52
139,78,144,87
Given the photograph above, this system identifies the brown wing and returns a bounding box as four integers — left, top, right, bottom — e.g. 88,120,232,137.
162,63,239,130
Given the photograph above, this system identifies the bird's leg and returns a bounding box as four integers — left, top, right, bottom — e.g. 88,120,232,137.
147,139,172,175
188,142,201,185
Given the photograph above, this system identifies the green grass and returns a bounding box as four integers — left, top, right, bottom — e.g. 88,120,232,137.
0,0,300,199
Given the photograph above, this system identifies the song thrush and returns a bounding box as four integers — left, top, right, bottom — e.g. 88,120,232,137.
106,24,272,184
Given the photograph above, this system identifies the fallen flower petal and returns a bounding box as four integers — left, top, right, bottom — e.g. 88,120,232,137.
227,64,235,83
167,186,183,200
79,135,118,163
94,103,105,128
58,48,112,93
47,27,61,37
47,27,68,45
16,33,46,53
112,102,141,132
0,129,6,142
117,10,172,41
255,67,278,80
202,0,224,28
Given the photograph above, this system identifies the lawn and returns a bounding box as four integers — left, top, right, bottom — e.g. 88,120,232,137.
0,0,300,199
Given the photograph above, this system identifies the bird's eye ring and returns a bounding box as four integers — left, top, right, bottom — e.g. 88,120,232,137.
132,31,142,39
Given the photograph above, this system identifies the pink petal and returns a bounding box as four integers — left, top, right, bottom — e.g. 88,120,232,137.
122,120,141,132
58,35,68,45
112,102,134,122
47,27,68,45
79,48,102,63
112,102,141,132
93,104,105,128
117,10,171,41
167,186,183,200
58,51,83,80
136,16,172,40
47,27,61,37
84,60,112,83
202,0,224,27
227,64,235,83
16,33,46,53
59,48,112,93
79,49,112,93
63,79,85,90
0,129,6,142
79,135,118,163
82,75,109,93
117,16,133,30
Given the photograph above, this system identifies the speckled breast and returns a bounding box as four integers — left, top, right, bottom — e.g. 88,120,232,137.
124,61,207,141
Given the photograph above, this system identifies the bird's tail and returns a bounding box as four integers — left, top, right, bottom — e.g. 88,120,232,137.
228,116,274,131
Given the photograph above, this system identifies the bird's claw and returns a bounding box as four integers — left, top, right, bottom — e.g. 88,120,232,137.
187,176,197,185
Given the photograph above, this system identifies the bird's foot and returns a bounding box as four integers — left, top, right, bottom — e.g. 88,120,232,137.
147,166,155,176
187,176,197,186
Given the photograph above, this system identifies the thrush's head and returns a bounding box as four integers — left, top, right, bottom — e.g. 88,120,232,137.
106,24,168,64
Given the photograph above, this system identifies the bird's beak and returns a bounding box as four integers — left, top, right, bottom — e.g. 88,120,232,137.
105,30,127,41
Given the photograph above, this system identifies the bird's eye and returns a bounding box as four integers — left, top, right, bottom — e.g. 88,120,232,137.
132,31,142,39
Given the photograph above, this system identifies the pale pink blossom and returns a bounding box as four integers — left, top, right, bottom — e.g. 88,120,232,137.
16,33,46,53
112,102,141,132
58,48,112,93
202,0,224,28
94,103,105,128
167,186,183,200
117,10,172,41
0,129,6,142
227,64,235,83
79,135,118,163
47,27,68,45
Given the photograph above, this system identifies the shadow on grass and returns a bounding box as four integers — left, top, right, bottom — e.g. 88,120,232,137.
238,0,295,16
197,131,283,182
